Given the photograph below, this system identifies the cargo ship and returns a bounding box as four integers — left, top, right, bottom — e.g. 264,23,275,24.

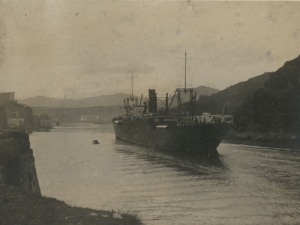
112,54,233,155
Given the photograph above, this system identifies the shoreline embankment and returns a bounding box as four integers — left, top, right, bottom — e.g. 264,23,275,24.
224,132,300,149
0,130,143,225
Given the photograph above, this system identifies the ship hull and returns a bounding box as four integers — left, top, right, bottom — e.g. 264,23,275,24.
113,118,231,154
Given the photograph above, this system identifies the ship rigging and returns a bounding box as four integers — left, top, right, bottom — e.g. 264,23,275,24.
113,52,233,154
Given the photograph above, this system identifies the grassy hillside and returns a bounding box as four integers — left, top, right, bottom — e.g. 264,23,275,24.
239,55,300,132
195,55,300,133
194,73,270,115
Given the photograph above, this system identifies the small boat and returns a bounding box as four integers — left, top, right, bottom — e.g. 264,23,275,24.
93,122,105,124
92,140,99,144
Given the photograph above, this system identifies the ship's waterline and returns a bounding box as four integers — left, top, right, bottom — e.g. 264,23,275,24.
31,123,300,225
113,88,233,154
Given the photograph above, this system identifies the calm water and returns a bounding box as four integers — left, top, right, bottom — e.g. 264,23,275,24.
30,123,300,225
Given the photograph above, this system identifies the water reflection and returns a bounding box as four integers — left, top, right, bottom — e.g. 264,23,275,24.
114,139,228,180
31,124,300,225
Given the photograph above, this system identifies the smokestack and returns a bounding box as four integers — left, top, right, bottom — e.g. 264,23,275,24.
148,89,157,113
165,93,169,113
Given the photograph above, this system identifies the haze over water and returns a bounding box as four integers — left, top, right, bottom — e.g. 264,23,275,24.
30,123,300,225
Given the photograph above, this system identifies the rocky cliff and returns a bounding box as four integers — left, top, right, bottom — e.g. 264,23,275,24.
0,131,41,195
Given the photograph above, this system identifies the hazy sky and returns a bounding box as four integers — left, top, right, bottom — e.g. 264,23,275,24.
1,1,300,99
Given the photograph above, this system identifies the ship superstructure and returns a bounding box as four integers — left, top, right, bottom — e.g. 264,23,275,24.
112,53,233,155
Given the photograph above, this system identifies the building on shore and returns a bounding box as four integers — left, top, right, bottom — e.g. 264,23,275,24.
80,115,101,122
0,92,52,131
0,92,16,106
38,114,51,129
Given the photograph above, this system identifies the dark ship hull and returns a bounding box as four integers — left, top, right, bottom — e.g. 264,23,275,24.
113,116,232,154
113,70,233,155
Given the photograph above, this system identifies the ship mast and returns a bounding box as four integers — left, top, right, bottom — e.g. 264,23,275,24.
131,74,133,99
168,51,196,116
184,50,187,92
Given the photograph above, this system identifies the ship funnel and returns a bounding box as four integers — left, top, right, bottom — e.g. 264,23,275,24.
148,89,157,113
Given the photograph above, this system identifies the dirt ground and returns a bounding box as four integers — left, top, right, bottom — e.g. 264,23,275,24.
0,184,143,225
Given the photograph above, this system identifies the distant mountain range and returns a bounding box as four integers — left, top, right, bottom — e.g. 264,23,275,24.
32,106,121,123
18,93,133,108
19,55,300,131
18,86,219,108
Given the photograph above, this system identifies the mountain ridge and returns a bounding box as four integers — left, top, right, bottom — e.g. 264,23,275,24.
195,54,300,132
19,86,219,108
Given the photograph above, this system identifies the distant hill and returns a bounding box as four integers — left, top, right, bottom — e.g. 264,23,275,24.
175,86,219,103
19,86,218,108
32,105,122,123
195,73,271,115
195,54,300,133
18,93,132,108
244,55,300,132
194,86,220,96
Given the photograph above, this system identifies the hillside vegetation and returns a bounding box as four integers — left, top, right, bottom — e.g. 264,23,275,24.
195,55,300,133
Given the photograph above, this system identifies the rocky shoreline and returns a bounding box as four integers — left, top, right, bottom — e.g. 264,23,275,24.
224,132,300,149
0,131,143,225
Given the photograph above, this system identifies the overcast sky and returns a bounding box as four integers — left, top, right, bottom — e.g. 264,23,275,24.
1,1,300,99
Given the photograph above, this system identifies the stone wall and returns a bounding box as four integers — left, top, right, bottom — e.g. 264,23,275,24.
0,131,41,195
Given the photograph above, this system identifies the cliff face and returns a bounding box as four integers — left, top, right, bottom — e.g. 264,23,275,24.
0,131,143,225
0,131,41,195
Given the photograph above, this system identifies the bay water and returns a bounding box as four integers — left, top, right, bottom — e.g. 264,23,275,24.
30,123,300,225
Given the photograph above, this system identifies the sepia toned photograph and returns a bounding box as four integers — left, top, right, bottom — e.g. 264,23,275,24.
1,0,300,224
